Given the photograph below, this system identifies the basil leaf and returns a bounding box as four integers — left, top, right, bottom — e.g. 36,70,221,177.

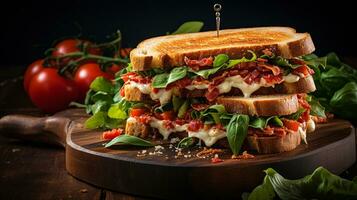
249,118,266,129
105,135,154,148
267,116,283,127
252,167,357,200
220,113,233,127
226,114,250,155
91,100,110,114
213,54,229,67
247,175,276,200
172,96,184,112
189,67,222,79
307,96,326,118
286,108,305,120
228,50,257,67
152,73,169,88
107,103,127,119
167,67,187,84
90,77,114,94
191,110,200,119
152,67,187,88
171,21,204,35
85,111,106,129
330,82,357,120
91,91,113,103
178,100,189,118
177,137,195,148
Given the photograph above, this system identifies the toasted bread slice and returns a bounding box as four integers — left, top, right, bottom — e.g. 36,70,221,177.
216,94,298,116
123,76,313,108
130,27,315,71
246,132,301,154
125,118,302,154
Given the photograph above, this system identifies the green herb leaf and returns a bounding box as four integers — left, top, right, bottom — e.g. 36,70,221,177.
307,96,326,118
178,100,189,118
226,114,250,155
171,21,204,35
249,167,357,200
85,111,106,129
213,54,229,67
90,77,114,94
152,73,169,88
330,82,357,120
152,67,187,88
189,67,222,79
91,100,110,114
267,116,283,127
286,108,306,120
107,103,127,119
228,50,257,67
172,96,184,112
105,135,154,148
177,137,195,148
249,118,266,129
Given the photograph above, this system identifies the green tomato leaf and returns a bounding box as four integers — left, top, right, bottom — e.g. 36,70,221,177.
90,77,114,94
213,54,230,67
105,135,154,148
171,21,204,35
177,137,195,148
226,114,250,155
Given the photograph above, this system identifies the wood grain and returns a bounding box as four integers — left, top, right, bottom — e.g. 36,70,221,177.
66,118,356,200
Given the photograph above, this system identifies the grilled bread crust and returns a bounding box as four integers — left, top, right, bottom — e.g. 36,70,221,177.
130,27,315,71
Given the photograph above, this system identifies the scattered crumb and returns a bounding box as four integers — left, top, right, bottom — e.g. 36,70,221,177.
80,189,88,193
170,137,180,144
11,148,21,153
231,151,255,159
196,147,223,158
211,154,224,163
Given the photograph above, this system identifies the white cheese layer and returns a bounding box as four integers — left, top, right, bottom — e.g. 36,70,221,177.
126,73,303,102
306,118,316,133
188,127,226,147
149,118,188,140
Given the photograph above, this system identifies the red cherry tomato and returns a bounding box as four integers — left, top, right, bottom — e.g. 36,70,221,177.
282,119,300,132
160,111,175,121
28,68,79,113
23,59,45,92
130,108,147,117
102,128,123,140
187,120,204,132
52,39,102,57
74,63,114,101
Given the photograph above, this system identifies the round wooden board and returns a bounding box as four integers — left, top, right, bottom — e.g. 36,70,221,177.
66,119,356,200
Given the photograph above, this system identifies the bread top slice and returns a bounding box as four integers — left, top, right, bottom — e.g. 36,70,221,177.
130,27,315,71
216,94,299,116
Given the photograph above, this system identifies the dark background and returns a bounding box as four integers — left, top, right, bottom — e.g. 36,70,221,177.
1,0,356,67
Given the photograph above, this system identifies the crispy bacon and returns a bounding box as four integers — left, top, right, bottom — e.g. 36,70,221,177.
257,63,281,76
293,65,314,77
205,87,220,102
122,72,151,84
191,103,210,111
166,77,192,90
184,56,214,71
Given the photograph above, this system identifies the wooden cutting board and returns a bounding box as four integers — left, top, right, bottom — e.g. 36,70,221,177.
0,108,355,200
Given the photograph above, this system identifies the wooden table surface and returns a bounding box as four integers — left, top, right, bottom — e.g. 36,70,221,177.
0,65,356,200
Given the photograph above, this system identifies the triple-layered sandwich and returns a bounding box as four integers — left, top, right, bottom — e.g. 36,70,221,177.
120,27,317,154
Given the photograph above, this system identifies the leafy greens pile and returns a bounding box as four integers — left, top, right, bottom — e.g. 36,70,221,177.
302,53,357,121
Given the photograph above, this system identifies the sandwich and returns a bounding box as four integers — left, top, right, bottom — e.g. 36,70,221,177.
120,27,317,155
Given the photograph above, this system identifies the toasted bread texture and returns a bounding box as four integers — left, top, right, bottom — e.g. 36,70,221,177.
124,118,302,154
130,27,315,71
123,75,316,102
246,131,301,154
216,94,299,116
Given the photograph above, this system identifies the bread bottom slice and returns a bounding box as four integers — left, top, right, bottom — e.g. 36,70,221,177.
125,117,303,154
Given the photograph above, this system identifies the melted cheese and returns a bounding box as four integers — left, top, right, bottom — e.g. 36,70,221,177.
298,123,308,144
306,118,316,133
188,127,226,147
127,81,172,104
149,118,188,140
126,73,302,101
283,74,300,83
